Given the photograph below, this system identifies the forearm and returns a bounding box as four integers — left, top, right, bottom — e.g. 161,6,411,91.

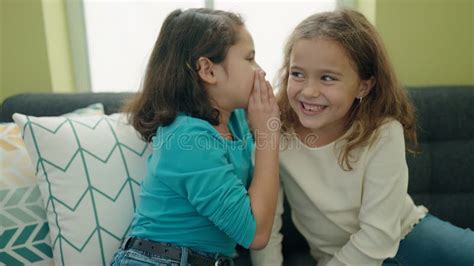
248,133,280,249
250,187,284,266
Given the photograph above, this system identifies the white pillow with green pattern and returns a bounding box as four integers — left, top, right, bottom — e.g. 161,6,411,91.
0,103,104,266
12,111,150,266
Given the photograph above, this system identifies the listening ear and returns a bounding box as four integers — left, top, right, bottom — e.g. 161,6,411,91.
196,57,217,84
358,76,376,98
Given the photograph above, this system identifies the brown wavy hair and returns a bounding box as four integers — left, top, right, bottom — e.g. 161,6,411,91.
123,8,243,142
277,9,418,170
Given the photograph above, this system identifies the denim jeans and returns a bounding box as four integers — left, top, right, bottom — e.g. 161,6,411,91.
383,214,474,266
111,248,182,266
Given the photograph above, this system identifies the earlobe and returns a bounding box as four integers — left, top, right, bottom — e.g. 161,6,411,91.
197,57,217,84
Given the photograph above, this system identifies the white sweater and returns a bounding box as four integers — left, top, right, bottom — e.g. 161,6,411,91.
251,120,427,266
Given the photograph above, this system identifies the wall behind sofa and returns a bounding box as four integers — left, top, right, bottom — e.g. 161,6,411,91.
1,0,76,102
1,0,472,103
359,0,473,86
1,0,53,101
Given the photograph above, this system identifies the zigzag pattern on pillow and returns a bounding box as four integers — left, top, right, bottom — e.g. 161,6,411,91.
1,104,105,266
13,113,151,266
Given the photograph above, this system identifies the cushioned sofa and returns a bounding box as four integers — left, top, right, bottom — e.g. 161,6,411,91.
1,85,473,265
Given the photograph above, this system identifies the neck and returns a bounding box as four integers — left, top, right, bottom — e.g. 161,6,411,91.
218,108,231,126
213,107,233,140
295,121,347,148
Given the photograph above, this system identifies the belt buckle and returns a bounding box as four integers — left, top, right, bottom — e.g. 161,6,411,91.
214,257,229,266
121,236,133,250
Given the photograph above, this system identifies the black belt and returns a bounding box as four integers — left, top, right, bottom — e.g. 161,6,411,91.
122,237,232,266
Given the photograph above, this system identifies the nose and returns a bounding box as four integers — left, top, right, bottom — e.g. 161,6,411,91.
301,80,321,98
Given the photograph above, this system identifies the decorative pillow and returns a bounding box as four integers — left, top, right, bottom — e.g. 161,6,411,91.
12,112,150,266
0,103,104,266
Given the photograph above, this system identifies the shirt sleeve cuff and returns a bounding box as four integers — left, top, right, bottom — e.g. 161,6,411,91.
239,216,257,248
333,241,383,266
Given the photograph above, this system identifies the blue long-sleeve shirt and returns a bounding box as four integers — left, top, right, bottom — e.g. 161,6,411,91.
130,109,256,256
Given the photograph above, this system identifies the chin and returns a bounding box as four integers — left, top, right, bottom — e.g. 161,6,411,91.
301,122,322,131
297,114,323,130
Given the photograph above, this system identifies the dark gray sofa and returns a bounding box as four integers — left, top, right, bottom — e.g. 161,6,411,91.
1,85,473,265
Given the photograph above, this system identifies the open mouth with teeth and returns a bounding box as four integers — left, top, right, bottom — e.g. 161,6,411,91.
300,102,327,115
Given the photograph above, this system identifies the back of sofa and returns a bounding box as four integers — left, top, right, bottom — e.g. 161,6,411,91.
406,86,474,228
1,85,473,256
0,92,133,121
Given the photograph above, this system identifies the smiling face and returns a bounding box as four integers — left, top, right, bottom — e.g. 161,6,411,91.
287,37,367,142
212,26,261,110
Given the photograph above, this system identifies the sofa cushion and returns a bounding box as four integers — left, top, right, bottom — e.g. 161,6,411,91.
0,103,104,265
12,112,150,265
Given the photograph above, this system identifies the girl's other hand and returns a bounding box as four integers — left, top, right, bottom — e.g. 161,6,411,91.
247,70,281,249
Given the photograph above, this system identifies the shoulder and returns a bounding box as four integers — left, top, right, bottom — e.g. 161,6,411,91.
375,118,404,140
367,118,405,156
150,114,226,157
150,115,229,172
156,114,220,139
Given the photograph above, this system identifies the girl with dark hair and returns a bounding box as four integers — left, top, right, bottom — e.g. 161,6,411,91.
111,8,281,266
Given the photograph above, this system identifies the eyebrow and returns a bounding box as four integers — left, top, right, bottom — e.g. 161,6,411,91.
290,64,343,76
